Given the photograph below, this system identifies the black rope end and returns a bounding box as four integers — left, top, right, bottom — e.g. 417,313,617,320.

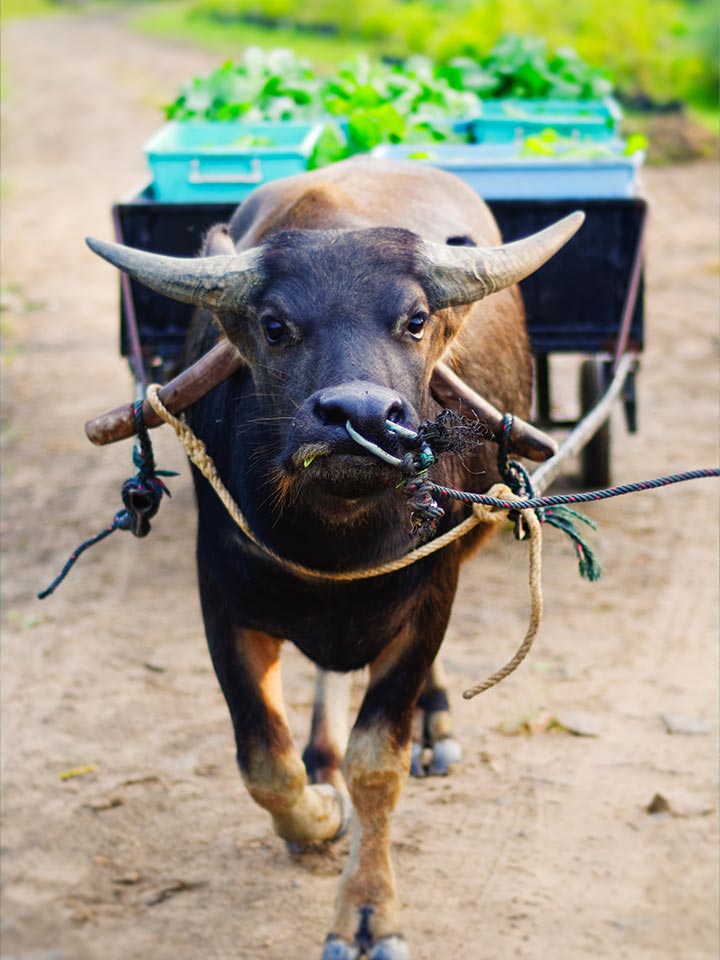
37,400,175,598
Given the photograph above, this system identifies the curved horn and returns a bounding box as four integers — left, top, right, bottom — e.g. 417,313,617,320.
85,237,264,310
420,211,585,309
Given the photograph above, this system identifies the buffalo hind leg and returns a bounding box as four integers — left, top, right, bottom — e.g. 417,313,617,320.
323,565,458,960
303,669,351,791
209,621,349,845
411,657,462,778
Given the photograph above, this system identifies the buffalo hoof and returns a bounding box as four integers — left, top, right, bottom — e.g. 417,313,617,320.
321,936,360,960
368,936,411,960
285,785,353,854
410,738,462,777
428,737,462,777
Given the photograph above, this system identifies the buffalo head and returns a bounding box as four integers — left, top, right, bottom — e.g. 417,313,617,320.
87,213,581,509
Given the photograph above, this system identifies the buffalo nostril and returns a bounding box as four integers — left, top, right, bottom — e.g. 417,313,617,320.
314,397,350,428
386,400,404,425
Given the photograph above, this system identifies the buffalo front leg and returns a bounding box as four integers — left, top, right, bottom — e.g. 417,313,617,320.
323,566,459,960
324,721,412,960
207,620,348,845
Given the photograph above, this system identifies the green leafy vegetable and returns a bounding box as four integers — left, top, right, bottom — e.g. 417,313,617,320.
623,133,649,156
163,42,631,169
519,128,644,160
230,134,275,147
439,36,612,101
166,47,323,122
307,123,349,169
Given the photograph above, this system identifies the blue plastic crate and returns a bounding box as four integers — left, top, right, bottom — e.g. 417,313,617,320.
372,141,642,200
471,97,621,143
144,121,323,202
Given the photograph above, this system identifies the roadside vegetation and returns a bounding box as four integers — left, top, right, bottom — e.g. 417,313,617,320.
131,0,717,116
130,0,384,64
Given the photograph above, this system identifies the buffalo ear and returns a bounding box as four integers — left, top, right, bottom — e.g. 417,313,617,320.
445,235,477,248
202,224,236,257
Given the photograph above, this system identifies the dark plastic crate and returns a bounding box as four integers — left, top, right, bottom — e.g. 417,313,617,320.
115,186,645,371
490,198,645,354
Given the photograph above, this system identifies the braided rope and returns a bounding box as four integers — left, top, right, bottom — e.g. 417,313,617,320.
428,469,720,512
462,508,542,699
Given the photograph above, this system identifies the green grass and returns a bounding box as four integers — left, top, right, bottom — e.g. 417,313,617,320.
130,1,386,67
1,0,58,21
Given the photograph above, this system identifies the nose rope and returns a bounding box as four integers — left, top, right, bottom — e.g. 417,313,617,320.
344,419,436,472
385,420,420,442
345,413,599,570
344,421,404,467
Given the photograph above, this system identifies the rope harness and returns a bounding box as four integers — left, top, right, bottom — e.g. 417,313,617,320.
39,383,719,700
143,385,523,584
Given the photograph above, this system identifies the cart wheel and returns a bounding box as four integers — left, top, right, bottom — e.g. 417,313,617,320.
580,358,611,489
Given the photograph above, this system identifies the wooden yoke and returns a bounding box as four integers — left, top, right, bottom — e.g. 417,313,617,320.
430,360,557,461
84,338,557,462
85,340,241,446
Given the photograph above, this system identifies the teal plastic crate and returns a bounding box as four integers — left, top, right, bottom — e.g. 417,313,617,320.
471,97,621,143
372,141,643,200
144,121,323,202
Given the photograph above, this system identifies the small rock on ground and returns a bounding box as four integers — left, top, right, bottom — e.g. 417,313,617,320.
660,712,712,736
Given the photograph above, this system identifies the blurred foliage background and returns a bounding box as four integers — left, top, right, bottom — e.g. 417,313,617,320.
131,0,717,113
2,0,716,152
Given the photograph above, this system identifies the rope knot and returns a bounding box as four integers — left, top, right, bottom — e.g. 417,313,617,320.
497,413,538,538
396,409,491,539
37,398,177,599
470,484,515,525
496,414,601,578
403,477,445,541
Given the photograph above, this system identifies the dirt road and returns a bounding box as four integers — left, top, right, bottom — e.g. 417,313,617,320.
2,11,718,960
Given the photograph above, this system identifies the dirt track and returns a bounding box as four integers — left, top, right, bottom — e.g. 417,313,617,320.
1,11,718,960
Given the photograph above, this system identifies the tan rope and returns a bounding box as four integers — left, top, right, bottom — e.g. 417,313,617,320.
461,508,542,699
145,383,543,693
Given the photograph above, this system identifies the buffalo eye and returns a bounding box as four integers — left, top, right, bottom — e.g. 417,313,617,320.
263,316,287,344
406,312,428,340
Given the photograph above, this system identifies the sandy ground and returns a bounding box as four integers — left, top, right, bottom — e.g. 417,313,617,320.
1,11,718,960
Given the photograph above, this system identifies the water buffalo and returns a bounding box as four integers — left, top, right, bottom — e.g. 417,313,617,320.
88,158,581,959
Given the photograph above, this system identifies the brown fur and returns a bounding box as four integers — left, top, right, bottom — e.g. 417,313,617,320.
334,728,410,939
